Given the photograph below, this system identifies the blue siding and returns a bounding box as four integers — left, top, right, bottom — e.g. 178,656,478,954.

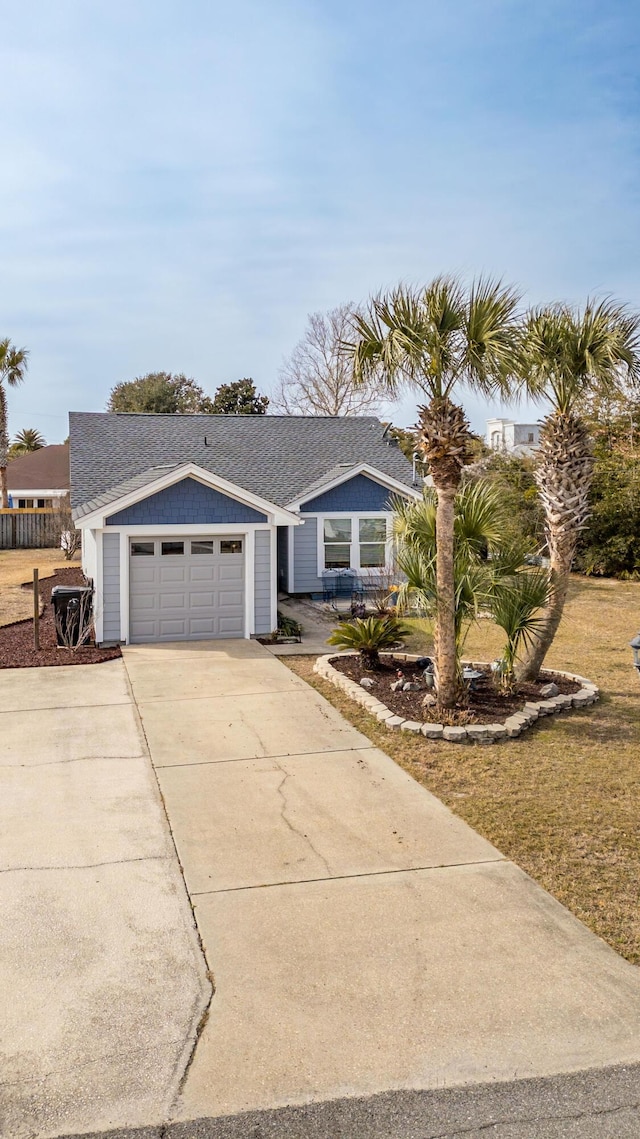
302,473,398,513
106,477,267,526
102,532,121,642
254,530,272,634
293,516,323,594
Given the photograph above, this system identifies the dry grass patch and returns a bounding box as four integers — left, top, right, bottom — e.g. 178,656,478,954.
0,548,80,626
284,576,640,965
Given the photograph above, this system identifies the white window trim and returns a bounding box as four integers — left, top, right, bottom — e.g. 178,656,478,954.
313,512,393,578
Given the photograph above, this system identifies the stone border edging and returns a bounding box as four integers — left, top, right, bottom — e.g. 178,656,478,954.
313,653,599,744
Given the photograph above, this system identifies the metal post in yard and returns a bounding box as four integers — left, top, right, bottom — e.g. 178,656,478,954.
33,568,40,651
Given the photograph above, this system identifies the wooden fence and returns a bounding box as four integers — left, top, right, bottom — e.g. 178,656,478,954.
0,509,60,549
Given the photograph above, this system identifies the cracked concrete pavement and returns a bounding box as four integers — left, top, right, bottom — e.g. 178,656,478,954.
5,638,640,1138
0,659,210,1139
124,640,640,1130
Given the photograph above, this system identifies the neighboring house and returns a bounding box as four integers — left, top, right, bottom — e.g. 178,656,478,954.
6,443,70,509
69,414,421,645
486,418,540,457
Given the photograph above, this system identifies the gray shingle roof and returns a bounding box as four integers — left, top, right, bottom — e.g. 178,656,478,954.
69,413,416,516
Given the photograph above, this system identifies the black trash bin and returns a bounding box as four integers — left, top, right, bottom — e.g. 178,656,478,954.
51,585,94,648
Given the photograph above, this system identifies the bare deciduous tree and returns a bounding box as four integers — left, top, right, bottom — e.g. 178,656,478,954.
51,501,81,559
273,305,387,416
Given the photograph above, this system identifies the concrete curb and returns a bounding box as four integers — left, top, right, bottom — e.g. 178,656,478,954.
313,653,599,745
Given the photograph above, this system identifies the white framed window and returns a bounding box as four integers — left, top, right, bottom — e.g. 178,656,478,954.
317,513,391,575
323,518,352,569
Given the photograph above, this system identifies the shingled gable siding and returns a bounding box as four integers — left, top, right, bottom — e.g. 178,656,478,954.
104,477,268,526
102,532,121,642
254,530,272,634
301,473,395,513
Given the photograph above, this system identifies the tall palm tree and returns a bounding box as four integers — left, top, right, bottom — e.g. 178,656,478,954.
9,427,46,456
0,339,29,508
516,300,640,680
345,277,521,707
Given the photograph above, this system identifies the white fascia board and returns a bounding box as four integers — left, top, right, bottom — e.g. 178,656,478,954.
102,523,267,536
9,487,69,497
287,463,421,511
76,463,302,528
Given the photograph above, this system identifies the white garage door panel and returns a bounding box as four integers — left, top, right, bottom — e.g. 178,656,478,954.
129,536,245,643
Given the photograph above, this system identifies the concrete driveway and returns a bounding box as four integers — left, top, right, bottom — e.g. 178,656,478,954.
4,639,640,1138
0,659,210,1139
124,641,640,1127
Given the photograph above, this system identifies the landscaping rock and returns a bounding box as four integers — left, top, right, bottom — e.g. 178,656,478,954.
540,682,560,698
402,681,422,692
504,717,524,738
443,726,468,743
466,724,494,743
385,716,406,730
573,691,596,707
555,694,574,711
359,677,374,689
420,723,444,739
400,720,422,733
539,699,559,714
484,724,508,740
422,693,437,708
376,709,395,723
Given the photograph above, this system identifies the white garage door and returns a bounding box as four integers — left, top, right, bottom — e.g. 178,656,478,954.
129,536,245,643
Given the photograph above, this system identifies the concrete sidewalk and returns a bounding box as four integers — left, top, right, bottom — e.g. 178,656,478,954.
0,659,210,1139
122,639,640,1129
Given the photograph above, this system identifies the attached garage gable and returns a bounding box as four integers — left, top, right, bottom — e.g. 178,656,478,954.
106,478,267,526
129,535,245,642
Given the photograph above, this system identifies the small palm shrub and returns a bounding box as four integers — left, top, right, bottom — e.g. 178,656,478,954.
490,569,553,690
327,615,411,669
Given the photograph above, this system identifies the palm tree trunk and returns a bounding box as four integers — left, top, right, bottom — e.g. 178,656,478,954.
0,385,8,509
517,410,592,681
516,546,572,681
434,484,458,707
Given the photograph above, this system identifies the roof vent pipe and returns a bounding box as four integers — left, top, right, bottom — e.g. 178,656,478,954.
412,451,421,485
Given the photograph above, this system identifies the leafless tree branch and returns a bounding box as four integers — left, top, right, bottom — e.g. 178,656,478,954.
273,304,389,416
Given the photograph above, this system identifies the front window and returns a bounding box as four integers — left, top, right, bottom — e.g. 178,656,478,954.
359,518,386,567
323,519,352,569
322,517,388,571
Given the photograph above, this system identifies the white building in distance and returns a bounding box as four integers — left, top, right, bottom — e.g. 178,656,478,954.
486,418,540,457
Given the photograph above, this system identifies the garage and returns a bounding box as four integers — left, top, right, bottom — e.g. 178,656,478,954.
129,535,245,643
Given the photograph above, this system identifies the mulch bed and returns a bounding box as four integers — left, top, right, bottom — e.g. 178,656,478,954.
330,653,581,725
0,567,121,669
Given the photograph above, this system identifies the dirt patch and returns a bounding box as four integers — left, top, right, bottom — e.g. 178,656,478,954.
0,547,81,626
329,653,580,724
0,567,121,668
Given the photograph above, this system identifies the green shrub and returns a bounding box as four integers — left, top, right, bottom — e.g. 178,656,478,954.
327,615,411,669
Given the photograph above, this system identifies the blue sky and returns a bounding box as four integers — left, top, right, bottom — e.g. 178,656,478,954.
1,0,639,440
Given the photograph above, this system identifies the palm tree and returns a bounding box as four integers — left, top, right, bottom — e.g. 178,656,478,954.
516,300,640,680
394,480,522,675
9,427,46,457
0,339,29,507
345,277,521,707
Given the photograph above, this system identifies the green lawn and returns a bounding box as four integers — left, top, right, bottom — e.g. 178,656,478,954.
285,576,640,965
